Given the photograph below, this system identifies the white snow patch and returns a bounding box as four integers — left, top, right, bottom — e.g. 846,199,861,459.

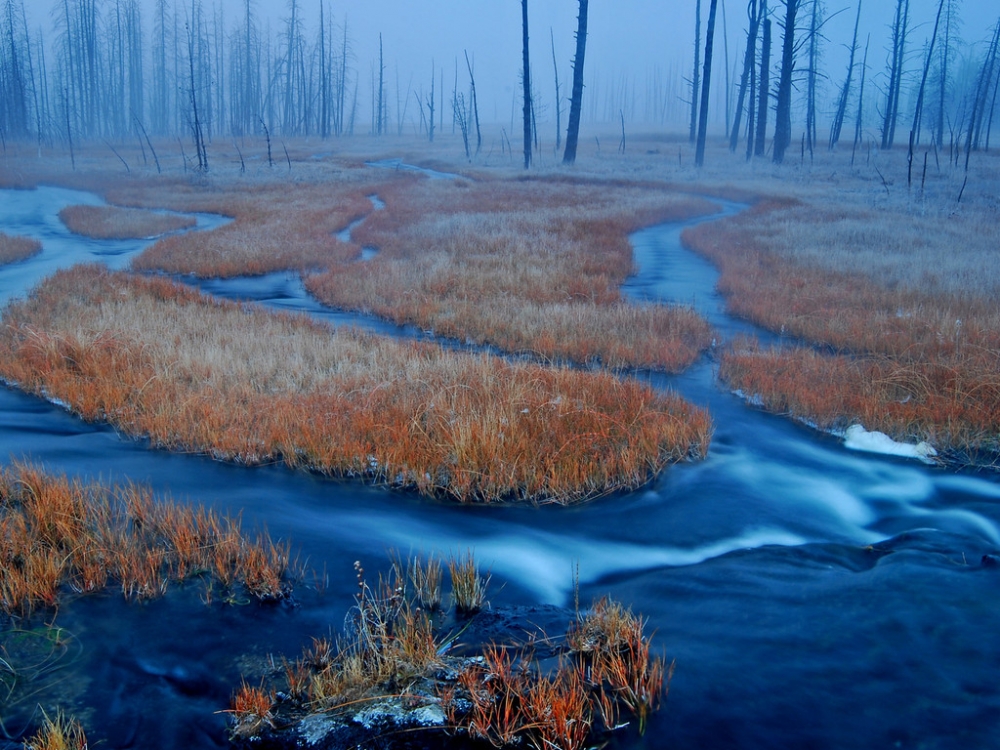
732,389,764,407
843,424,938,464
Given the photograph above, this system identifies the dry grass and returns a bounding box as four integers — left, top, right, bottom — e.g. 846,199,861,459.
305,177,717,371
0,462,291,618
22,710,88,750
58,205,196,240
0,233,42,265
0,265,710,504
683,188,1000,461
234,552,666,750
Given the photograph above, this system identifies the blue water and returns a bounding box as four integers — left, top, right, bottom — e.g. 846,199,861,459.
0,183,997,749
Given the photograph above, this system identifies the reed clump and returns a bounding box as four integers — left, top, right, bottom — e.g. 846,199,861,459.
684,197,1000,463
0,462,292,618
305,176,717,371
0,266,710,504
0,232,42,265
231,553,668,750
58,205,196,239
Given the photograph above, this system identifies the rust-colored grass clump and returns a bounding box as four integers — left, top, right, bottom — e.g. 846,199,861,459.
0,265,710,504
58,204,196,239
232,554,668,750
305,176,717,371
0,462,292,617
0,232,42,265
22,710,88,750
683,198,1000,462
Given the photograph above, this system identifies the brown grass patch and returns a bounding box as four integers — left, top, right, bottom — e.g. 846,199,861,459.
58,205,196,240
305,176,717,371
684,193,1000,461
0,232,42,265
123,171,390,277
0,266,710,504
0,462,292,618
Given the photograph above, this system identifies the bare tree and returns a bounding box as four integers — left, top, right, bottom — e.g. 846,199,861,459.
754,6,771,158
731,0,762,152
908,0,945,184
465,50,480,154
550,27,561,153
829,0,861,149
689,0,702,142
521,0,532,168
562,0,588,164
881,0,910,150
695,0,720,166
772,0,800,164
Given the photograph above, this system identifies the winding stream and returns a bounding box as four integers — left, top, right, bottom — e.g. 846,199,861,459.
0,184,997,749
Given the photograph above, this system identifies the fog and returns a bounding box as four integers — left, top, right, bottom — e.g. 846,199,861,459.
12,0,1000,139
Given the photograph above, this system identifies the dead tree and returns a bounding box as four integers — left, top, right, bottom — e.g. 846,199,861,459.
730,0,761,153
695,0,720,167
829,0,861,149
521,0,532,168
562,0,588,164
851,34,870,165
427,60,435,142
465,50,481,154
881,0,910,150
689,0,702,142
908,0,945,186
772,0,799,164
550,27,561,153
754,12,771,157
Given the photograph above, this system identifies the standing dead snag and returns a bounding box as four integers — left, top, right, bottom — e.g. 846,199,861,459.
772,0,799,164
695,0,720,167
730,0,762,153
521,0,532,169
562,0,588,164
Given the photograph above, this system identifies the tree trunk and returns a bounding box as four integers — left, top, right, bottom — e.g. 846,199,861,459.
829,0,861,149
695,0,719,166
754,13,771,157
562,0,588,164
550,27,561,153
730,0,760,152
689,0,701,142
907,0,945,186
521,0,532,169
771,0,798,164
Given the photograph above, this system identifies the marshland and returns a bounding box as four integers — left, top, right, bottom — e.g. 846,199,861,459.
2,0,1000,748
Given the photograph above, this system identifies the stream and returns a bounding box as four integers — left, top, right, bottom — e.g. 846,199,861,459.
0,184,998,749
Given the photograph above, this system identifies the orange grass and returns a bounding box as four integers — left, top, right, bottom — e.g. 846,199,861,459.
0,266,710,504
305,176,717,371
0,232,42,265
58,205,196,239
124,172,389,277
236,553,665,750
22,710,88,750
0,462,292,617
226,681,276,740
683,199,1000,461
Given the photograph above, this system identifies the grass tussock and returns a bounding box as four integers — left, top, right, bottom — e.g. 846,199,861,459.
0,266,710,504
0,462,292,618
22,710,88,750
58,205,196,240
0,232,42,265
233,553,667,750
305,177,717,371
683,197,1000,462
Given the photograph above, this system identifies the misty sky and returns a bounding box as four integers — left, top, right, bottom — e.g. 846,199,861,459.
28,0,1000,130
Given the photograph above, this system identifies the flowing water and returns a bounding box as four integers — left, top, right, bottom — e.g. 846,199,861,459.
0,184,997,749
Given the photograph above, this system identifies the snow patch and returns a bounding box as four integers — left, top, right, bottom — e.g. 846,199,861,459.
843,424,938,464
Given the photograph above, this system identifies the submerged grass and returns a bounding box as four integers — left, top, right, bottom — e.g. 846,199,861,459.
0,265,710,504
58,205,196,240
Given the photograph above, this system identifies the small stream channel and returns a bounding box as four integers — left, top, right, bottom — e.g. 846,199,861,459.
0,184,997,749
